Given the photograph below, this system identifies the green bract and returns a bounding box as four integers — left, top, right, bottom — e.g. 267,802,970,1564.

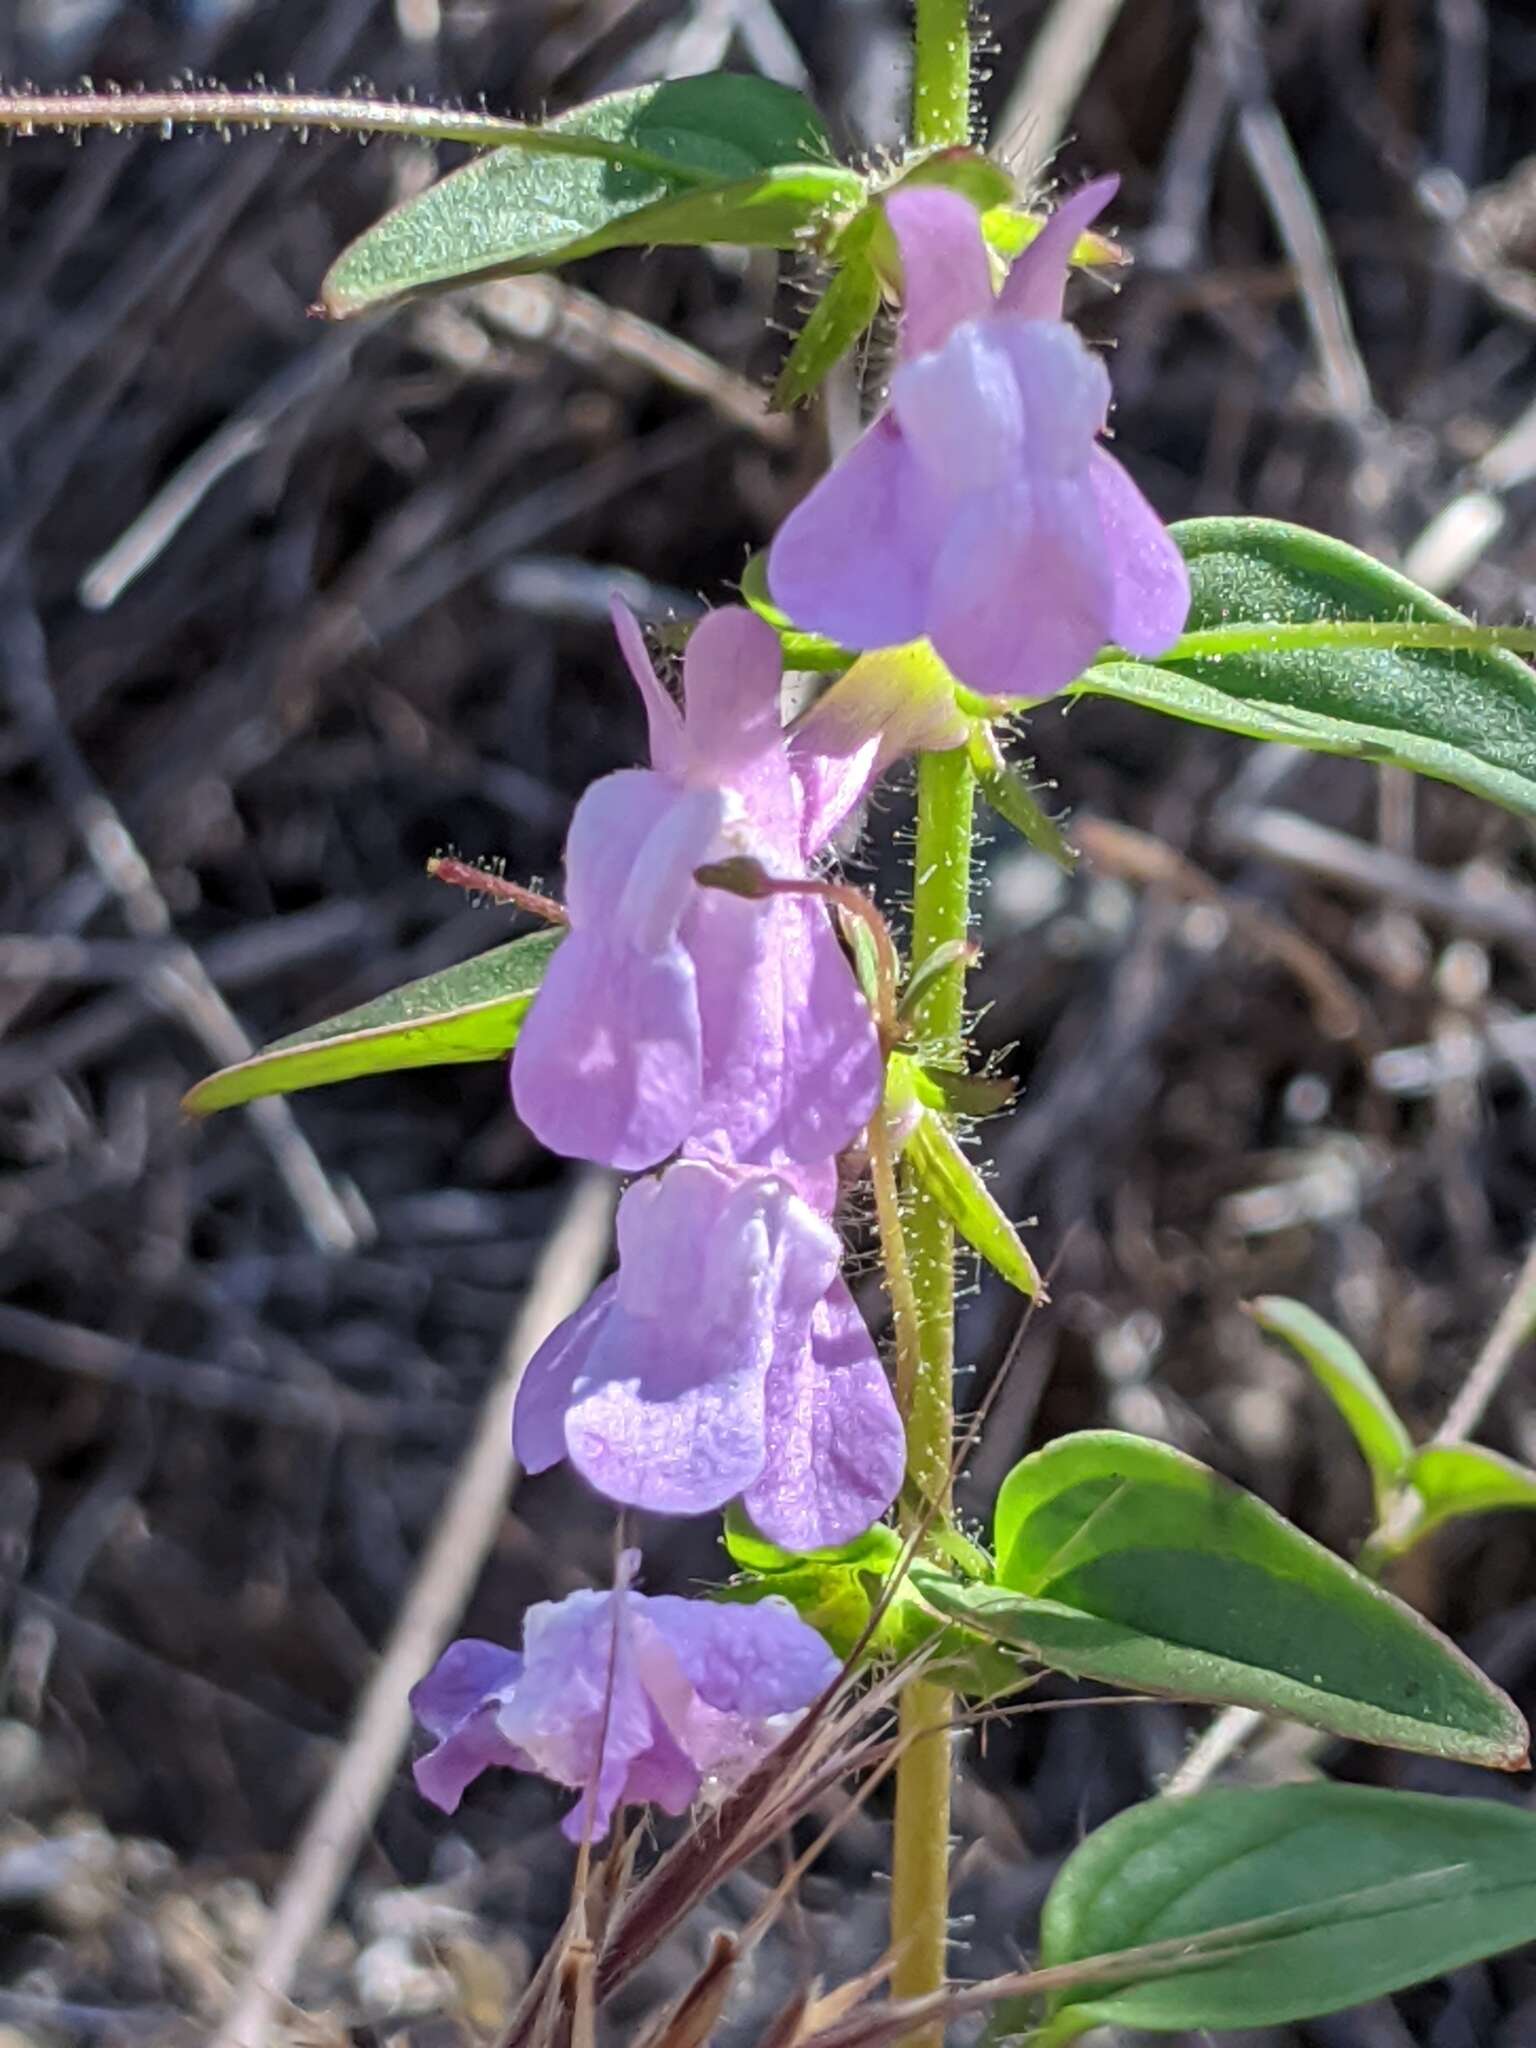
721,1511,1016,1693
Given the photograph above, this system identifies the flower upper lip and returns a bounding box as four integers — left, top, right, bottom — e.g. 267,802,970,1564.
764,179,1191,701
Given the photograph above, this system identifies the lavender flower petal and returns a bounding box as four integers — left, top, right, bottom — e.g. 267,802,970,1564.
925,481,1112,699
1088,444,1192,655
513,1276,616,1474
543,1161,842,1518
884,184,997,357
409,1561,837,1840
744,1277,905,1550
764,177,1188,699
611,597,686,775
999,174,1119,320
766,416,942,654
409,1639,529,1814
685,890,884,1170
511,772,726,1171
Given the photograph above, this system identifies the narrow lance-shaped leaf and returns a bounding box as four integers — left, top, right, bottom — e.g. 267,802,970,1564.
1074,517,1536,818
916,1430,1528,1768
967,725,1077,872
1032,1784,1536,2036
183,928,563,1115
903,1108,1043,1300
774,208,883,409
323,74,861,315
1251,1295,1413,1516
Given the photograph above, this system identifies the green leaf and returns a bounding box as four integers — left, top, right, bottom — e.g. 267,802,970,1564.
1410,1441,1536,1538
919,1431,1528,1766
1036,1783,1536,2034
1073,517,1536,816
182,928,563,1115
1250,1295,1413,1515
323,74,861,314
902,1110,1043,1299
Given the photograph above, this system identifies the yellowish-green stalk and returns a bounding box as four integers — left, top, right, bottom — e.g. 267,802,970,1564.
889,745,975,2043
881,10,977,2036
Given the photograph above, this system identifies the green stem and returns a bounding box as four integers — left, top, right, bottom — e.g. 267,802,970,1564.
891,737,976,2044
886,15,975,2038
911,0,975,149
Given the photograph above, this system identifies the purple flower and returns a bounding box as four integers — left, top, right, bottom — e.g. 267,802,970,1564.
514,1156,904,1550
410,1552,839,1840
767,178,1190,699
510,604,883,1174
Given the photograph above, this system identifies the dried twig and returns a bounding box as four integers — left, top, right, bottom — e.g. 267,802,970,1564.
992,0,1131,182
210,1170,614,2048
1205,0,1374,424
1215,805,1536,950
0,559,364,1254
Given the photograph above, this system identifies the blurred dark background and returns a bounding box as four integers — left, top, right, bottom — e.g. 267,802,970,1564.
4,0,1536,2041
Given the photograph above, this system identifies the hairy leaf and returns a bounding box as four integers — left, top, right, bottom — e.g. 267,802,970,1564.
1074,518,1536,816
324,74,858,313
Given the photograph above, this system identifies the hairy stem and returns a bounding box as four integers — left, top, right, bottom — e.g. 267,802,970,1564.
0,90,719,186
868,1107,925,1418
889,670,976,2048
911,0,975,149
889,44,977,2042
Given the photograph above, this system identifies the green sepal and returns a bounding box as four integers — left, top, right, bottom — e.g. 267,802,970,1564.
773,207,882,409
902,1103,1044,1300
967,725,1078,871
